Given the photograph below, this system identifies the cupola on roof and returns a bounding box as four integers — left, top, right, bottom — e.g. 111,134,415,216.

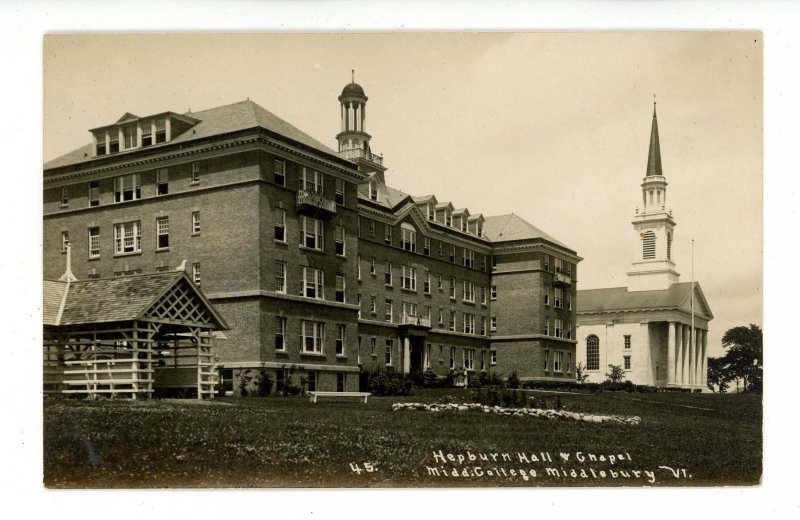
341,82,366,98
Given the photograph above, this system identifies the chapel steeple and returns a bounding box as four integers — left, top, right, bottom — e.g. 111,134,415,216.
628,101,679,292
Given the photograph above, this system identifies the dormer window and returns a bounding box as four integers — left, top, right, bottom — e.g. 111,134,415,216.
155,119,167,144
445,211,452,227
95,132,107,155
369,180,378,201
122,124,137,150
141,122,153,146
109,132,119,154
427,204,434,220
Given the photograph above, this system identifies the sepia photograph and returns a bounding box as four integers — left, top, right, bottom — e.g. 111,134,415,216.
40,31,764,489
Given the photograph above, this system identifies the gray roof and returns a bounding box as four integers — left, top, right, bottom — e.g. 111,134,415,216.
482,213,572,250
44,99,339,171
43,272,228,328
577,282,713,319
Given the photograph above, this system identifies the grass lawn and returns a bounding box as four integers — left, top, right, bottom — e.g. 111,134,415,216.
43,389,761,488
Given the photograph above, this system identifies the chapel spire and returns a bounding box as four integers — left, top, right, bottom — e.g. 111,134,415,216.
646,101,663,177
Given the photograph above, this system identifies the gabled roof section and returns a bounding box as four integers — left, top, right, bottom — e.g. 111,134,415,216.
116,112,140,124
482,213,571,250
45,99,341,171
43,272,228,329
412,195,438,205
577,282,713,320
435,201,454,211
452,208,470,216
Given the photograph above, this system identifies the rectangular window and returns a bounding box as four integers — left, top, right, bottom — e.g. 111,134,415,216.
425,344,432,369
335,274,346,303
449,311,456,332
438,308,444,326
566,353,572,373
544,254,550,272
301,216,324,250
141,122,152,147
95,132,107,155
445,211,452,227
490,350,497,365
113,174,141,202
301,168,323,194
122,124,137,149
156,217,169,249
109,131,119,153
438,275,443,291
60,231,69,253
335,225,346,256
491,285,497,300
88,227,100,258
449,245,455,263
463,281,475,303
307,371,318,392
402,302,418,319
438,241,443,256
449,347,456,369
335,179,345,206
274,159,286,186
274,209,286,242
88,181,100,206
554,351,563,372
555,287,563,308
301,321,324,353
544,319,550,336
480,350,486,371
566,320,572,340
156,169,169,196
544,285,550,305
370,257,376,275
423,237,430,256
462,249,475,268
401,266,417,291
303,267,324,299
371,338,377,356
357,255,362,280
480,316,487,336
555,257,564,273
464,349,475,370
491,255,497,270
449,277,456,299
275,316,286,351
624,335,631,349
490,316,497,332
385,339,393,366
188,211,200,235
370,296,376,314
191,162,200,184
566,291,572,310
192,263,201,284
423,270,431,294
336,324,345,355
336,372,346,392
401,227,416,251
385,299,393,323
555,318,563,338
154,119,166,144
544,349,550,371
369,180,378,201
463,313,475,335
624,355,631,370
385,262,393,286
384,225,392,245
274,261,287,293
113,221,141,254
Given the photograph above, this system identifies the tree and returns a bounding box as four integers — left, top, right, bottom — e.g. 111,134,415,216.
706,356,730,393
605,364,625,384
575,361,590,384
711,324,763,394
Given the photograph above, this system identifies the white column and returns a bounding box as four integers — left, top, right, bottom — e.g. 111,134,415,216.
361,103,366,132
676,324,684,385
701,330,708,388
695,329,703,388
688,326,695,386
165,118,171,142
402,337,411,375
667,322,676,385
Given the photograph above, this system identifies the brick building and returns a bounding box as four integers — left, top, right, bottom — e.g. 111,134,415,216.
43,79,580,392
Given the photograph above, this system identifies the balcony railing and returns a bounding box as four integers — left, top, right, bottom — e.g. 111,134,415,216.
339,147,384,165
398,314,431,327
296,190,336,219
554,272,572,287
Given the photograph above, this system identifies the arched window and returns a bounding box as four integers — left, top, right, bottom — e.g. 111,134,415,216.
586,335,600,370
642,231,656,260
667,231,672,261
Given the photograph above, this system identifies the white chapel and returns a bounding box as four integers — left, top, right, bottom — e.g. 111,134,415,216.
575,105,713,389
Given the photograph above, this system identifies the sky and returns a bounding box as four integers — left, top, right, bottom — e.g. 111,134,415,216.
43,32,762,357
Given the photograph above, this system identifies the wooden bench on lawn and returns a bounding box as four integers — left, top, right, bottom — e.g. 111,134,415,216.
308,391,371,404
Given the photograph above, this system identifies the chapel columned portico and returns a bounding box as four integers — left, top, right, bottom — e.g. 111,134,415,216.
667,322,708,388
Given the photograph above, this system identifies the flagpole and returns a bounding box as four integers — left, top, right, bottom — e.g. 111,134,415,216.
691,239,695,387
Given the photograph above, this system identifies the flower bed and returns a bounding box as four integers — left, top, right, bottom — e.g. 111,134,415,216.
391,402,642,425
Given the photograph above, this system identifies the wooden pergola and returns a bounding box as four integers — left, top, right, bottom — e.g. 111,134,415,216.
43,271,228,399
